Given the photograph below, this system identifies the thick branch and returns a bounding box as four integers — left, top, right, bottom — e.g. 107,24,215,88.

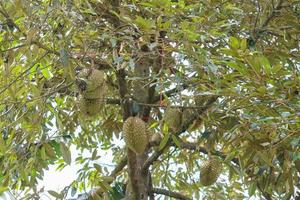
151,188,192,200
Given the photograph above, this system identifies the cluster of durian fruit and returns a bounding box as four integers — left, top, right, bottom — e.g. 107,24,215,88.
122,115,222,186
163,106,223,186
122,97,222,186
76,68,107,117
121,105,196,154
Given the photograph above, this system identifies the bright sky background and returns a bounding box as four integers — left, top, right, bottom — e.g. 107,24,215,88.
38,145,117,200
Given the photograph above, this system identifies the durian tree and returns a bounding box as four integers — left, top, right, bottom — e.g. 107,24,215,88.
0,0,300,199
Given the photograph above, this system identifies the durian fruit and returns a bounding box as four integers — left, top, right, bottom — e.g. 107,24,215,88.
181,108,195,126
132,61,150,103
77,68,105,92
194,95,211,107
163,107,182,132
123,117,148,154
84,81,107,100
78,96,102,117
200,157,222,186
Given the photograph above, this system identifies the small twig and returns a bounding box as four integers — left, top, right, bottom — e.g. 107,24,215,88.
0,44,27,52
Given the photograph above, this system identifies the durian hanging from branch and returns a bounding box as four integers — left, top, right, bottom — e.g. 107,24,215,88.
163,107,182,133
123,117,148,155
200,157,222,186
75,68,107,117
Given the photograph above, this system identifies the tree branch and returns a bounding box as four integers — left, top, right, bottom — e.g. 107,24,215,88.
253,0,284,42
150,188,192,200
110,156,127,178
143,96,218,171
152,84,188,103
176,140,239,165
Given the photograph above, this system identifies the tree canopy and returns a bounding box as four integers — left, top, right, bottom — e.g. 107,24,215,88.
0,0,300,199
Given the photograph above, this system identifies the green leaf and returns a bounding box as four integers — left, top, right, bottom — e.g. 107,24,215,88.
44,143,56,158
248,182,256,197
162,122,169,134
48,190,63,199
171,135,181,147
0,186,8,193
240,38,247,51
229,37,239,49
40,146,46,160
149,121,159,129
94,163,102,173
256,151,273,166
259,56,271,76
225,61,248,75
41,66,52,79
159,133,170,150
0,137,6,155
135,16,153,30
91,149,98,160
60,142,71,165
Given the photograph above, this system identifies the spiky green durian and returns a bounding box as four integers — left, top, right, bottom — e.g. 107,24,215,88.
181,108,195,126
84,81,107,100
78,96,102,117
77,68,105,93
163,107,182,132
194,95,211,107
123,117,148,154
132,62,150,103
200,157,222,186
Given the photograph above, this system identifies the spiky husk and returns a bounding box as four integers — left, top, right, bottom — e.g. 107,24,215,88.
181,109,195,126
163,107,182,132
200,158,222,186
123,117,148,154
83,81,107,100
78,96,102,117
194,95,211,106
77,68,105,92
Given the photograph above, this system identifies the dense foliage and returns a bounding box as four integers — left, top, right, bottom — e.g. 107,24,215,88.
0,0,299,199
